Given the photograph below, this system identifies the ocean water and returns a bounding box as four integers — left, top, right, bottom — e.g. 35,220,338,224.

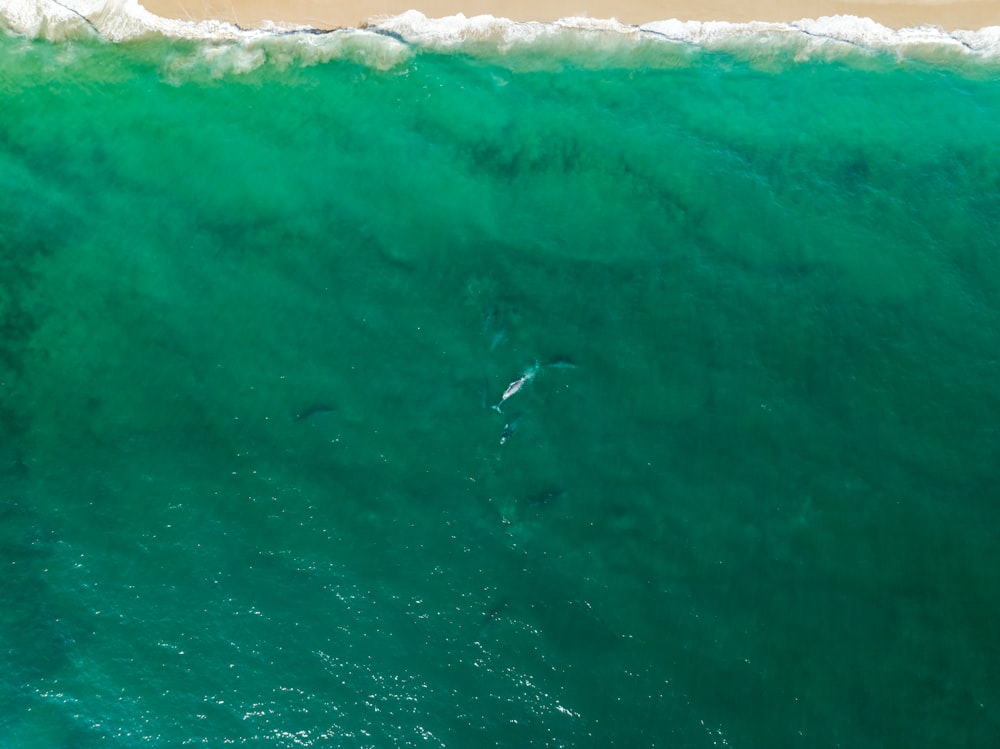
2,13,1000,748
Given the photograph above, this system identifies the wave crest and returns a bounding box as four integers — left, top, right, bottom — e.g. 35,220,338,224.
3,2,1000,69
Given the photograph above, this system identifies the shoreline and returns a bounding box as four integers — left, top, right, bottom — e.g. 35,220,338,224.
139,1,1000,31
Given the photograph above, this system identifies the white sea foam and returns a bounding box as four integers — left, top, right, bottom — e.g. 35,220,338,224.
1,0,234,40
2,1,1000,61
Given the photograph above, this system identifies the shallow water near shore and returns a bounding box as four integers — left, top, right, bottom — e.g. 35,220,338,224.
2,28,999,747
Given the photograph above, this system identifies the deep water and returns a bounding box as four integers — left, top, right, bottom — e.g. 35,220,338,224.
2,30,999,748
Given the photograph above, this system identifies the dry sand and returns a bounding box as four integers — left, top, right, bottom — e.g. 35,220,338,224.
141,0,1000,31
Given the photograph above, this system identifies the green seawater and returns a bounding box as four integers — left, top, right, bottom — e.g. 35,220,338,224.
1,30,999,748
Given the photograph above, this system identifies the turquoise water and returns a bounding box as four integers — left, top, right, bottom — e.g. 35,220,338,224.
2,27,999,747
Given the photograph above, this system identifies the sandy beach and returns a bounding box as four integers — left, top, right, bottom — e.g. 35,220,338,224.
141,0,1000,31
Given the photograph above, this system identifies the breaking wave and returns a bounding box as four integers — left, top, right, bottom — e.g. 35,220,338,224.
3,1,1000,74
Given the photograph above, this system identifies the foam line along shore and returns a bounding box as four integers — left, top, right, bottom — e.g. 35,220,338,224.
4,0,1000,61
138,0,1000,30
